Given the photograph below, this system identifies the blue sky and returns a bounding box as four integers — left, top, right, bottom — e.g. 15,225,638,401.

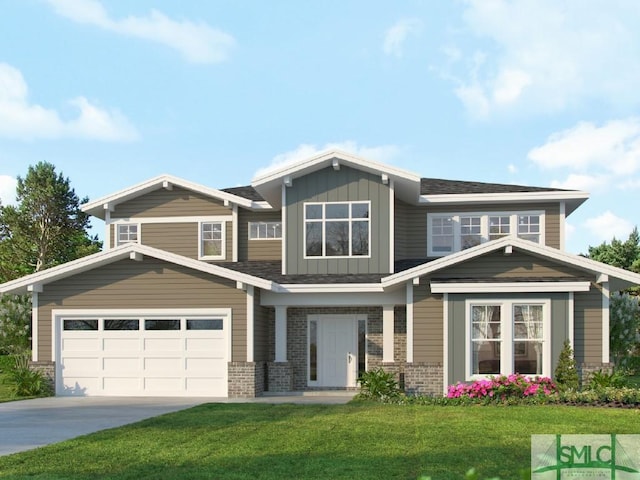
1,0,640,254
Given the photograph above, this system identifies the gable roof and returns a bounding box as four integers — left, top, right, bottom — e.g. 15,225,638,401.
82,174,255,219
420,178,567,195
0,244,274,295
251,149,422,207
381,236,640,292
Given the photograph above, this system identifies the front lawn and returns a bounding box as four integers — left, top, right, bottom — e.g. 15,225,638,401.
0,403,639,479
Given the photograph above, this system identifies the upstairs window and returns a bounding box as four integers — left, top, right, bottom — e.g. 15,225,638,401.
249,221,282,240
116,224,138,245
200,222,225,260
304,201,370,258
427,211,544,256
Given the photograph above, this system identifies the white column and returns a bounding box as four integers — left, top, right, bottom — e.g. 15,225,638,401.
232,204,238,262
406,282,414,363
568,292,574,348
602,282,610,363
382,305,395,363
275,306,287,362
246,286,254,362
31,291,38,362
442,293,448,395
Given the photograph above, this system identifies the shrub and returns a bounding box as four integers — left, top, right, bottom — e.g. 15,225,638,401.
6,352,52,397
554,340,579,391
587,368,630,389
447,374,557,404
357,367,402,401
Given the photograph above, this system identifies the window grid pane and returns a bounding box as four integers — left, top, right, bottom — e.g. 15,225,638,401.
489,216,510,240
432,217,454,253
117,224,138,244
518,215,541,243
248,222,282,239
461,216,482,249
201,222,223,257
304,202,369,257
471,305,501,375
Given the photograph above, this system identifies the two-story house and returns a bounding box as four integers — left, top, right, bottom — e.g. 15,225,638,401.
2,150,640,398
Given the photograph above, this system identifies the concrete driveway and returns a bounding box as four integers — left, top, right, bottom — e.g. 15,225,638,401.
0,393,355,456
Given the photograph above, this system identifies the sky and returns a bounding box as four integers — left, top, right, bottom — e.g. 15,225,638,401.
1,0,640,255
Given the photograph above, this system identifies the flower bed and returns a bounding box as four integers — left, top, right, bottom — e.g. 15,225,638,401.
446,374,557,404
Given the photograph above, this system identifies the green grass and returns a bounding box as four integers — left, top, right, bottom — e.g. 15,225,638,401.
1,403,639,479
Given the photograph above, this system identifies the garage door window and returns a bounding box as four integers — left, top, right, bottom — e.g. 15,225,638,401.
104,319,140,330
64,319,98,330
187,319,223,330
145,319,180,330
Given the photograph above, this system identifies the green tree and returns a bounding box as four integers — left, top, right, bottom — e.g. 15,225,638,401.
609,292,640,369
0,162,101,354
587,227,640,274
554,340,579,390
0,161,101,281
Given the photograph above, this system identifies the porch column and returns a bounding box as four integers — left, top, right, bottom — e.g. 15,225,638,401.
382,305,395,363
275,306,287,362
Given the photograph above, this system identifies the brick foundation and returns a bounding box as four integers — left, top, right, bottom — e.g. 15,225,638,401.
404,363,444,396
228,362,265,398
29,361,55,392
267,362,293,392
578,362,613,387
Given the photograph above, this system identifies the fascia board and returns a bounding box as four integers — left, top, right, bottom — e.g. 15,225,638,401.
430,281,591,294
275,283,385,293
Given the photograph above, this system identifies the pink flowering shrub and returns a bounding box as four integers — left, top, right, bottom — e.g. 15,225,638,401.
447,374,557,403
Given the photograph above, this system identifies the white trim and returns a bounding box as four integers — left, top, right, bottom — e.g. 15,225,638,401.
261,289,406,307
31,292,38,362
0,243,274,295
115,222,141,246
389,179,395,273
559,201,566,250
110,215,233,224
464,298,551,381
198,220,226,261
248,221,282,240
426,210,545,257
303,200,372,259
382,305,394,363
442,293,448,395
246,285,254,362
602,282,610,363
420,190,589,207
406,282,414,363
81,174,252,219
104,209,111,249
232,205,238,262
275,283,384,294
568,292,574,348
281,183,287,275
430,281,591,294
275,306,287,362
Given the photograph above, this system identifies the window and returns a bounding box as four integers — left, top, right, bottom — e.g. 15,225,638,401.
186,319,223,330
467,300,549,379
104,319,139,330
63,319,98,331
427,211,544,256
249,221,282,239
200,222,224,259
116,224,138,245
304,202,370,258
145,319,180,330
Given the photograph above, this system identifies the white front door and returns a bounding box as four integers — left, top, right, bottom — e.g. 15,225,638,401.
309,315,362,387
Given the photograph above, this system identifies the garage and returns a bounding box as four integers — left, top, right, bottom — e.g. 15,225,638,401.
55,309,231,397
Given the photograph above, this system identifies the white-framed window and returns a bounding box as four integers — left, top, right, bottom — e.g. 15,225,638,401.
249,221,282,240
199,221,225,260
304,201,370,258
427,211,545,256
116,223,139,245
466,299,550,380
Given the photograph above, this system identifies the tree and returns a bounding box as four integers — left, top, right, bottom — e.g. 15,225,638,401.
609,292,640,369
587,227,640,274
554,340,579,391
0,162,101,282
0,162,102,354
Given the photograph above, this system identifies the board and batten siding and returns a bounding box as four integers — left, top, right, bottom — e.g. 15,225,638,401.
394,201,562,260
237,209,282,261
412,287,443,363
111,187,231,218
574,285,603,364
36,258,247,363
285,165,391,275
446,293,569,384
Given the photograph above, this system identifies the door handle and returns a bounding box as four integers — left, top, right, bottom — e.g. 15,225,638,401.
348,352,352,364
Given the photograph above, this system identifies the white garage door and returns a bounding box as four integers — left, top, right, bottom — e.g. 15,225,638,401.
56,311,230,397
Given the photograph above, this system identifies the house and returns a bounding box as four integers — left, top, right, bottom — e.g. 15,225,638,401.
1,150,639,398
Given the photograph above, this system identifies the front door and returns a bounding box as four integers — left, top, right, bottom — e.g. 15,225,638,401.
308,315,363,387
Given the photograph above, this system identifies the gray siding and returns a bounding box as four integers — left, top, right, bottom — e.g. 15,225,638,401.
112,187,230,218
394,201,562,260
447,293,570,384
37,258,247,363
238,209,282,261
285,165,391,274
574,285,603,364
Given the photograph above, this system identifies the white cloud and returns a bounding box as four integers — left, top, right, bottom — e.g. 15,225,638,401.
507,164,517,174
550,173,611,192
0,63,138,141
0,175,17,206
46,0,235,64
445,0,640,117
383,19,422,58
584,211,634,242
255,141,402,178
